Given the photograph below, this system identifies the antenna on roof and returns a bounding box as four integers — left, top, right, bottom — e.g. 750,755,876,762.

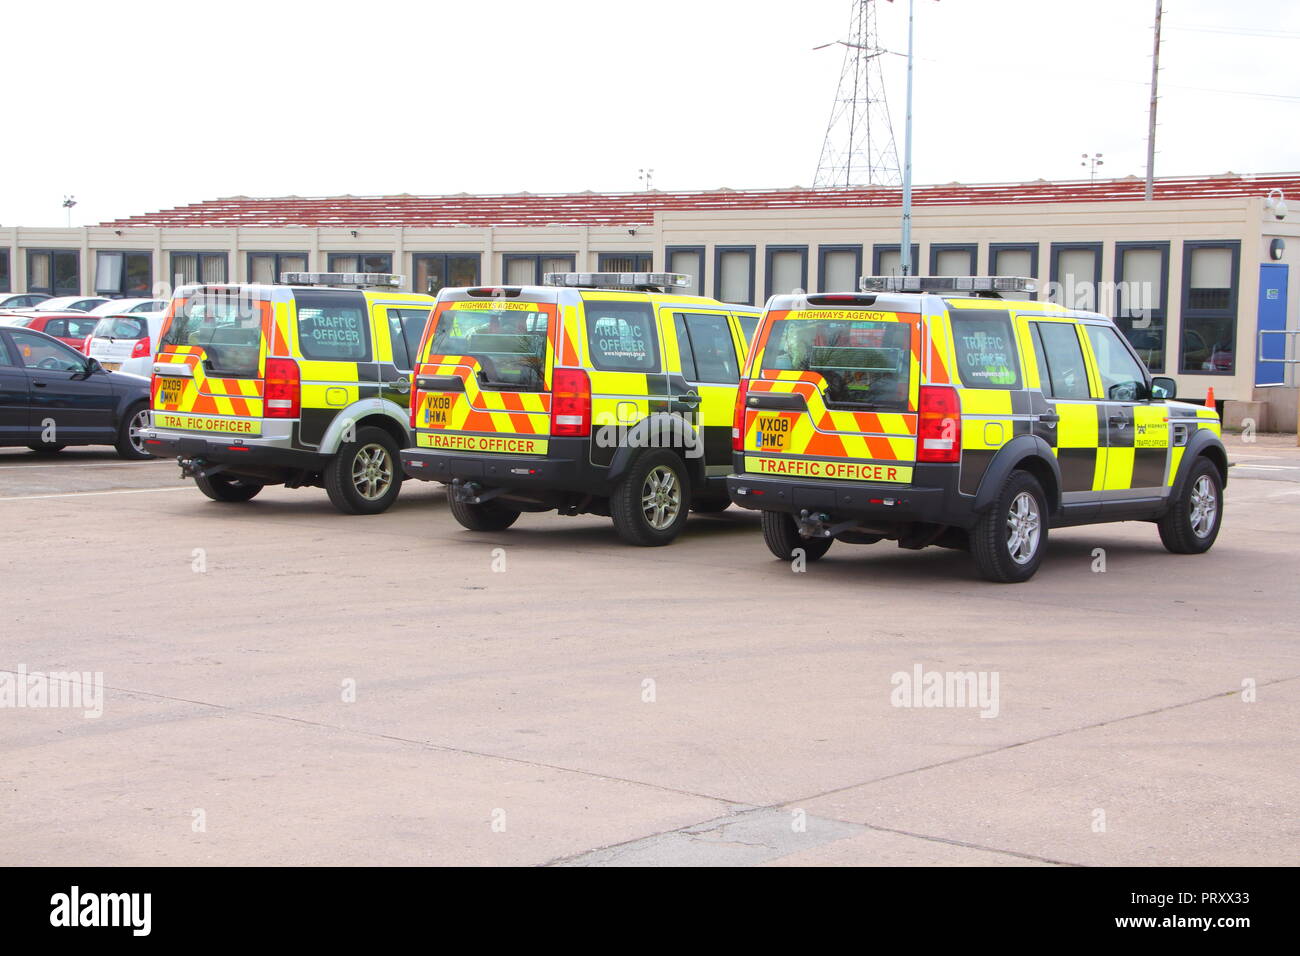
813,0,901,188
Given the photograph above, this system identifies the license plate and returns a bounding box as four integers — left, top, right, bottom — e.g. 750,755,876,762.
160,378,184,405
102,362,121,372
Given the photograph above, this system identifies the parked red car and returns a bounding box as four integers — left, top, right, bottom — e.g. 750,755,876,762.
1,297,164,350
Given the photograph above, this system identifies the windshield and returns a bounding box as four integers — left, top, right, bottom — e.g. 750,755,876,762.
761,313,912,410
93,316,147,339
162,293,263,377
427,306,549,390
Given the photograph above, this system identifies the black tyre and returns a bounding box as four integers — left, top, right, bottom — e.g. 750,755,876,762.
760,510,833,562
194,472,263,503
1157,457,1223,554
115,403,154,461
610,449,691,546
970,469,1048,583
447,493,521,532
27,442,66,454
324,427,401,515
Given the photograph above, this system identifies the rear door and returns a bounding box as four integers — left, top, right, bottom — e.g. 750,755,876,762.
739,301,920,485
1022,317,1104,513
412,293,558,455
288,288,378,446
666,308,742,474
152,288,267,438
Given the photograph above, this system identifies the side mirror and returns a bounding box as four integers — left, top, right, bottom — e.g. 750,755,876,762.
1151,376,1176,400
83,357,104,376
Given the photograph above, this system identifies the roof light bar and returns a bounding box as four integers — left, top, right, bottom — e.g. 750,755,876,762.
543,272,692,291
858,275,1038,295
280,272,404,288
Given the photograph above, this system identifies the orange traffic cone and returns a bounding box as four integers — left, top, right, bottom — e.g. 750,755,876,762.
1205,386,1215,410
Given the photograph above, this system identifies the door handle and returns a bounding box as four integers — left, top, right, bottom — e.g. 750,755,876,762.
33,381,47,388
675,392,701,407
389,379,410,393
1108,416,1129,427
1038,413,1059,425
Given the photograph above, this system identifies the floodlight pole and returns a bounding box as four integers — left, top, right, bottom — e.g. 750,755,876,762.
899,0,915,275
1144,0,1162,201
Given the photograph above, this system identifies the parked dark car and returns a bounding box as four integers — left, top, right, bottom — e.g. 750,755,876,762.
0,326,152,459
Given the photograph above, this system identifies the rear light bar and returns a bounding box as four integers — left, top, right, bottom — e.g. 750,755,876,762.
263,358,301,418
805,294,878,307
917,385,961,464
859,276,1037,295
549,367,591,438
544,272,691,291
280,272,403,288
732,378,749,452
466,287,522,298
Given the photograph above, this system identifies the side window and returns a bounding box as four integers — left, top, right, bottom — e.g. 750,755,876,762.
585,300,658,372
948,309,1021,388
296,300,371,362
10,330,84,371
67,318,99,338
0,335,12,366
1085,324,1148,402
386,309,411,369
1032,322,1092,401
673,314,697,380
678,312,739,384
737,315,759,350
395,308,431,368
44,319,67,337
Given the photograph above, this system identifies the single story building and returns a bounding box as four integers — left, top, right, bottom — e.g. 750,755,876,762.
3,171,1297,428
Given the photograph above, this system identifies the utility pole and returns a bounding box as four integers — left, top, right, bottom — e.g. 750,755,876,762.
900,0,915,274
1144,0,1162,201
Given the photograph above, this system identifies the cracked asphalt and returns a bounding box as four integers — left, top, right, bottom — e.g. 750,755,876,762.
1,433,1297,866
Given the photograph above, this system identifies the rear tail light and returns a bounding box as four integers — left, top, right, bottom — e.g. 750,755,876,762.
917,385,961,463
409,374,420,428
732,378,749,452
263,358,300,418
130,336,151,359
81,334,93,354
549,367,591,437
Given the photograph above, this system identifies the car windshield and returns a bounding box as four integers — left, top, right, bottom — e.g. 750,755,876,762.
427,306,549,390
761,314,912,410
94,316,147,339
33,297,85,311
162,292,262,377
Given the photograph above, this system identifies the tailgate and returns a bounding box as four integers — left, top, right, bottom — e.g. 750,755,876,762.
412,297,559,454
740,306,921,483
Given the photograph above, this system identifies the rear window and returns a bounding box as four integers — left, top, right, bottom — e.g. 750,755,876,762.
294,289,370,362
949,309,1021,388
162,291,263,377
93,316,146,339
427,305,549,390
761,312,911,410
585,300,658,372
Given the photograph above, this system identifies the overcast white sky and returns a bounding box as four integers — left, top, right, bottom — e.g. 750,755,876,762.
4,0,1298,226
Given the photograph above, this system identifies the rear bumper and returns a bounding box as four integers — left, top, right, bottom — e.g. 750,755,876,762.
401,438,608,496
142,424,326,473
727,461,975,528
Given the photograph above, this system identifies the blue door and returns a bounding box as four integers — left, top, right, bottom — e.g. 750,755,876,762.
1255,263,1288,386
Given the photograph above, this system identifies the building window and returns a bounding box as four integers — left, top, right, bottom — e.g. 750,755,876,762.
1113,242,1170,373
412,253,480,294
502,254,576,286
27,250,80,295
0,250,9,292
248,252,308,284
817,245,862,293
94,251,153,297
170,252,228,287
665,246,705,296
1049,242,1102,310
327,253,393,274
764,246,808,298
714,246,756,304
989,244,1039,301
928,243,977,276
1180,241,1240,375
597,253,653,273
872,244,919,276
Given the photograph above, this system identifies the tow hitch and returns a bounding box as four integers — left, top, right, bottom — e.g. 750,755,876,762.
450,479,506,505
796,509,858,539
178,457,228,480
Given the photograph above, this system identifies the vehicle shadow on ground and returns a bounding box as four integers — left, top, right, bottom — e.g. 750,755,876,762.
0,447,153,466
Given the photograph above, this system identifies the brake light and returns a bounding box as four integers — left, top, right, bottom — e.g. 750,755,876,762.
81,334,93,354
263,358,300,418
732,378,749,451
549,367,591,437
409,373,420,428
130,336,151,359
917,385,961,463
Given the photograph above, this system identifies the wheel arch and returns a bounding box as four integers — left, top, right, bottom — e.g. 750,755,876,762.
972,435,1062,515
605,412,705,488
317,398,412,455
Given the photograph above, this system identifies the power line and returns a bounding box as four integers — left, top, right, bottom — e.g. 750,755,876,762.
1167,24,1300,40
